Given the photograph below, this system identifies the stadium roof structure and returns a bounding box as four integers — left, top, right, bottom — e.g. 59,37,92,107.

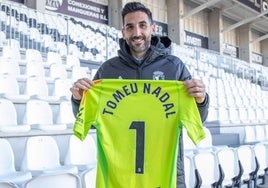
184,0,268,43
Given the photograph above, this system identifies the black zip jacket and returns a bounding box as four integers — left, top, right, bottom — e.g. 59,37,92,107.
71,35,209,188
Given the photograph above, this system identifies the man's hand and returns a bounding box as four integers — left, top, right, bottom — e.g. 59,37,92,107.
70,78,94,100
183,79,206,104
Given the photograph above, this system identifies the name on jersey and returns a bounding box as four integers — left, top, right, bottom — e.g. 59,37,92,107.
102,82,176,118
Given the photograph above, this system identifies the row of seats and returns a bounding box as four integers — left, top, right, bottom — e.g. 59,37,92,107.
207,106,268,126
0,2,120,61
0,98,75,132
0,75,73,103
3,43,268,127
0,61,91,83
0,41,90,69
184,142,268,188
0,135,97,188
0,40,95,83
183,126,268,187
173,44,268,127
2,127,267,188
244,125,268,144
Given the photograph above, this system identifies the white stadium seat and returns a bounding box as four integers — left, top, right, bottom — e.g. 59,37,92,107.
22,173,81,188
0,138,32,185
23,99,66,131
71,66,89,82
253,143,268,184
64,135,97,171
255,125,267,143
184,155,196,188
0,182,19,188
0,99,30,133
66,54,80,68
25,49,44,64
56,101,76,127
236,145,257,187
0,74,29,102
25,76,58,102
1,42,22,63
25,61,45,77
0,61,20,77
45,51,62,65
52,41,67,56
53,78,73,100
49,63,67,80
21,136,78,176
193,150,221,187
67,44,81,58
216,147,240,187
244,126,257,144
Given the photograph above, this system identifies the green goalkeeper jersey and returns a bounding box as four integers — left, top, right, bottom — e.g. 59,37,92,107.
73,79,205,188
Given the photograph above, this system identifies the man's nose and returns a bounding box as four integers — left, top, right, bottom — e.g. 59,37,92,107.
133,26,142,36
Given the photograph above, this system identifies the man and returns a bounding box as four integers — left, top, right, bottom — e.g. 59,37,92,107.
70,2,209,187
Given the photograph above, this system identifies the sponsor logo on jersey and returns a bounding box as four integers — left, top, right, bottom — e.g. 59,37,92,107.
75,107,84,123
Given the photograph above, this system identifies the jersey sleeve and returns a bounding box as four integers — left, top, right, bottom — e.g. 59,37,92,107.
73,80,102,141
178,84,206,145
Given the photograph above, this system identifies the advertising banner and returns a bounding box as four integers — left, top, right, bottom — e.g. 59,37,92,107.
45,0,108,24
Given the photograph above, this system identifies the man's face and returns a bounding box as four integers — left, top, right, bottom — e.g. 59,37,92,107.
122,11,156,58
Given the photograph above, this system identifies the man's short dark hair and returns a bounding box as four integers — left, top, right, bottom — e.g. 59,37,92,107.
121,2,153,25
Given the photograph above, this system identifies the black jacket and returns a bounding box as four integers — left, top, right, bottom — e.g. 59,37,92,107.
71,35,209,188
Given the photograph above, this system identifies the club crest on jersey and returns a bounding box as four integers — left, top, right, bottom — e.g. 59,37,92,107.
153,71,165,80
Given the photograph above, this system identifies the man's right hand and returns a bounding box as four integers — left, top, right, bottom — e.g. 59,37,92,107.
70,78,94,100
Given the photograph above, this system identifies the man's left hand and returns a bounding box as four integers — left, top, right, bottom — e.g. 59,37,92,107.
183,79,206,104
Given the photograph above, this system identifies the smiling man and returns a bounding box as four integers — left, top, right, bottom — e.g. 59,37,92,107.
70,2,209,188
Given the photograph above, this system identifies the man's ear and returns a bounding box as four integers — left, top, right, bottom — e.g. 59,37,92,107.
151,24,156,35
121,28,125,39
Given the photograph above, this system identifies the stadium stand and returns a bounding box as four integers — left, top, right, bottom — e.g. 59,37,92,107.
0,0,268,187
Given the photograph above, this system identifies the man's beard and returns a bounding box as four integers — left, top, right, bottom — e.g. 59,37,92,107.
127,36,151,54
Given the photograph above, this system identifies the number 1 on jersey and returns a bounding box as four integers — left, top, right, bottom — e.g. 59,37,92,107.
129,121,145,174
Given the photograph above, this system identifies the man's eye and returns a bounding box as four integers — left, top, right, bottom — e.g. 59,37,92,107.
140,24,147,28
140,24,145,27
125,25,133,30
